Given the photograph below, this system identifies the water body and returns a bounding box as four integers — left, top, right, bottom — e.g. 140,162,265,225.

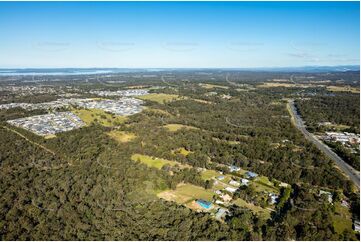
0,68,146,76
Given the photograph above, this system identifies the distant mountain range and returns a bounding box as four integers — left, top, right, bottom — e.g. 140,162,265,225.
0,65,359,75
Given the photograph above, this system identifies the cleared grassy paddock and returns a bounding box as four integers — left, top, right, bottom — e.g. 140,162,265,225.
200,83,229,89
327,85,360,93
131,154,191,170
107,130,136,143
72,108,127,127
253,176,279,193
201,169,221,181
257,82,324,88
137,93,181,104
157,183,214,204
332,202,353,234
164,124,198,132
233,198,271,220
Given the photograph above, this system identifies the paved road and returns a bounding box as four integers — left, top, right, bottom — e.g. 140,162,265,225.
288,100,360,189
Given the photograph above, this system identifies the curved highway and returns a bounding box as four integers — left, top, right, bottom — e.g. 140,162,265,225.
288,99,360,189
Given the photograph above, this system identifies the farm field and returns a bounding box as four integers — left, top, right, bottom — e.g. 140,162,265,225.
137,93,181,104
107,130,136,143
72,108,127,127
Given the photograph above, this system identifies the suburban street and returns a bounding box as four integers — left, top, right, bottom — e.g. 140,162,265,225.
288,100,360,189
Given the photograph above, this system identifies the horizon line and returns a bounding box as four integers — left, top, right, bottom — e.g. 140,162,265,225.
0,65,359,69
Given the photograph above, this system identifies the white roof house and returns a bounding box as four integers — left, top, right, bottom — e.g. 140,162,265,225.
241,178,250,186
229,180,240,187
225,187,237,193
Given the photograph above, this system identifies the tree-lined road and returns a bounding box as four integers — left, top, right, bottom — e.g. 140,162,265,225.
288,100,360,189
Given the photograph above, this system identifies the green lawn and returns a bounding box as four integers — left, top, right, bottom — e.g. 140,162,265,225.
333,203,353,234
201,169,220,181
253,177,279,193
137,93,181,104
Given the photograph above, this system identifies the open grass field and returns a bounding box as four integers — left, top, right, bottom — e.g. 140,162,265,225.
201,169,221,181
200,83,229,89
327,85,360,93
233,198,271,220
253,176,279,193
157,183,214,204
72,108,127,127
107,130,136,143
332,202,353,234
164,124,198,132
137,93,181,104
131,154,191,169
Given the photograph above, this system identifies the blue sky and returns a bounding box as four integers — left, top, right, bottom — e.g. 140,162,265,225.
0,1,359,68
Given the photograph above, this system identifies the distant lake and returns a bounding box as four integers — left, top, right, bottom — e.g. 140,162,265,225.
0,69,115,76
0,68,150,76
